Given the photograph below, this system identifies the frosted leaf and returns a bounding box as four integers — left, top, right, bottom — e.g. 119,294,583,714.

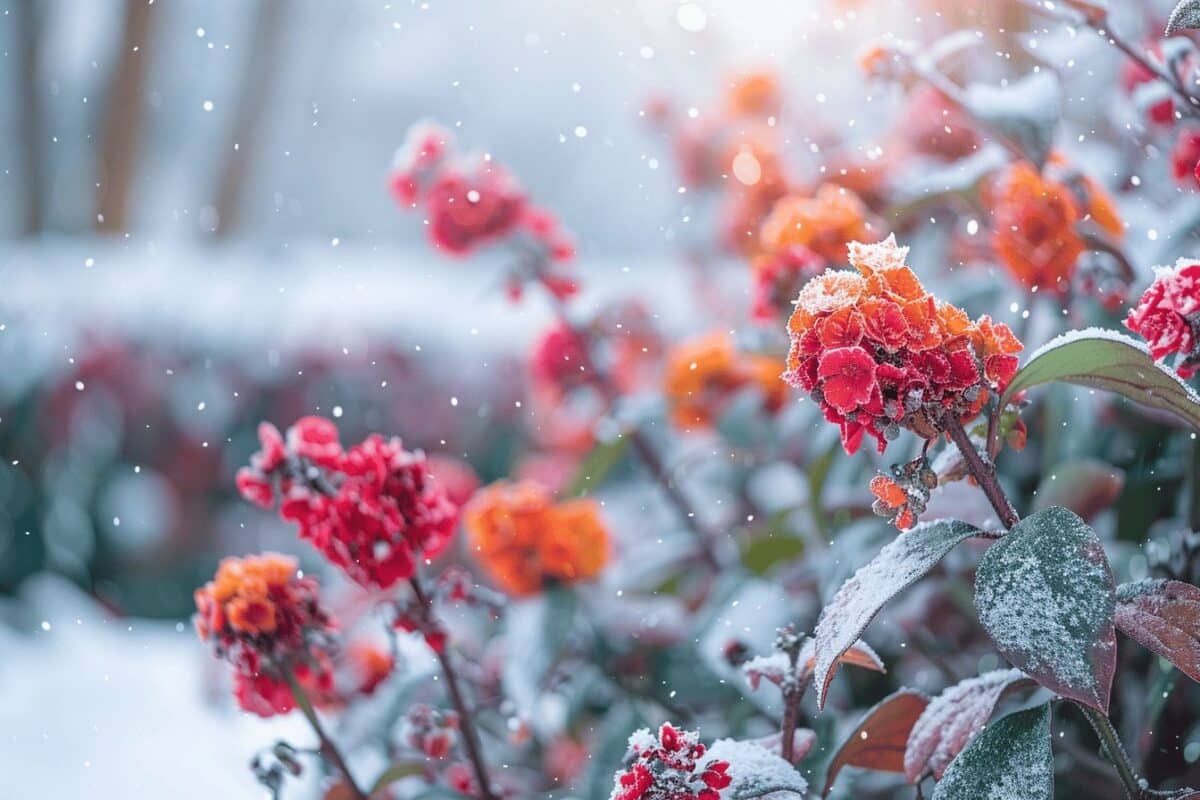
1115,579,1200,683
707,738,808,799
1167,0,1200,34
903,668,1034,782
813,519,981,708
962,71,1060,168
822,688,929,797
847,234,909,274
931,704,1054,800
974,506,1116,712
743,652,791,691
1001,328,1200,430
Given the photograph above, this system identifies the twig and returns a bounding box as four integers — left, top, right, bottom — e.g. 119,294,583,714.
281,663,368,800
409,577,499,800
941,413,1020,529
1076,702,1148,800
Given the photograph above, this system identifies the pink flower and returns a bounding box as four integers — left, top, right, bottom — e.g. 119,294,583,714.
1125,261,1200,378
286,416,343,469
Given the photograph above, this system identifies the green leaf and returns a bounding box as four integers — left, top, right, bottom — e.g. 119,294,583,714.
563,435,630,497
1000,330,1200,430
931,704,1054,800
371,762,424,794
741,522,805,575
974,506,1116,711
813,519,982,708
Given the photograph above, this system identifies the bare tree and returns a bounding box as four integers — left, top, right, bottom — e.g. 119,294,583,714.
210,0,287,240
95,0,157,233
14,0,45,236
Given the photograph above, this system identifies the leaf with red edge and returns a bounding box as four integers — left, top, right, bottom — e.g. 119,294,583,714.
796,637,885,687
903,668,1035,782
974,506,1116,712
813,519,981,708
822,688,929,797
1115,579,1200,683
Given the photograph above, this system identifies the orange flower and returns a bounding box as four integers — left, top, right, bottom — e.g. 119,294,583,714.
725,70,782,118
987,159,1123,296
196,553,312,638
783,236,1023,455
464,481,611,596
664,331,786,430
760,184,881,264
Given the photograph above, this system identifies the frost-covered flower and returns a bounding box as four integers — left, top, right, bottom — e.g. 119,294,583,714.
750,244,825,321
663,331,787,430
463,480,610,596
1125,260,1200,378
237,416,458,590
193,553,336,717
760,183,880,264
987,160,1123,297
783,236,1022,454
610,723,732,800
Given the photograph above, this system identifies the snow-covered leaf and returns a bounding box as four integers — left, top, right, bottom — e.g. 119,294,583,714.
903,668,1035,782
961,72,1060,168
813,519,981,708
1031,460,1125,523
821,688,929,797
931,704,1054,800
1167,0,1200,34
1000,330,1200,430
1115,579,1200,683
707,738,808,799
974,506,1116,712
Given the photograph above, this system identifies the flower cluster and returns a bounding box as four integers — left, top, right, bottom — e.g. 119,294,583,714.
750,244,825,321
1125,259,1200,378
759,183,879,264
389,121,574,266
783,236,1022,454
986,160,1123,298
402,703,461,760
663,331,787,430
610,723,732,800
237,416,458,590
870,457,938,530
194,553,337,717
463,480,610,596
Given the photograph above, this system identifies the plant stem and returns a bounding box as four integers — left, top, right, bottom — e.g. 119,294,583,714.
1078,703,1147,800
281,664,368,800
409,577,499,800
941,414,1020,529
531,276,724,569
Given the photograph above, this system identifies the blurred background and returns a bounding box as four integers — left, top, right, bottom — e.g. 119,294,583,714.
0,0,1182,796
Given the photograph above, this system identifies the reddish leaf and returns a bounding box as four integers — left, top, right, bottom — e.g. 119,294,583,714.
822,689,929,797
903,668,1035,782
797,638,885,688
813,520,980,708
1032,460,1124,523
1115,579,1200,683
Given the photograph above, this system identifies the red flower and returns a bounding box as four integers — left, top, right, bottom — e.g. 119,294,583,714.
1175,130,1200,186
817,346,877,414
238,417,459,589
1125,260,1200,378
610,723,734,800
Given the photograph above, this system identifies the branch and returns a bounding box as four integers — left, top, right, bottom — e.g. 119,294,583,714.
281,663,368,800
940,413,1020,529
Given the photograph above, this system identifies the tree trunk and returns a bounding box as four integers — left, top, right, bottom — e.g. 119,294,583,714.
95,0,157,233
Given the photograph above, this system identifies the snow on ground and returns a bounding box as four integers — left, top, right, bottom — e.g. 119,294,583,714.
0,574,314,797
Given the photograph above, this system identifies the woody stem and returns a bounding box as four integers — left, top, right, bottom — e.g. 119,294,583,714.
409,577,499,800
941,413,1020,530
1077,703,1149,800
280,663,368,800
530,273,724,570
